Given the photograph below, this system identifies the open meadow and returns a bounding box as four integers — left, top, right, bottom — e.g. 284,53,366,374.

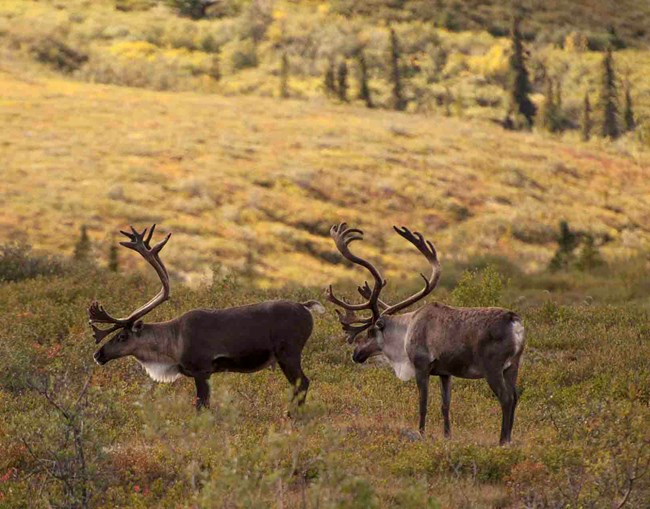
1,1,649,508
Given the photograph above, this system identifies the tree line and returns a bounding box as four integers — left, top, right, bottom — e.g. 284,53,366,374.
290,15,637,141
136,1,640,141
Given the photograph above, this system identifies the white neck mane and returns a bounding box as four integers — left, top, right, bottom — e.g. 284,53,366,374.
136,359,181,383
380,322,416,382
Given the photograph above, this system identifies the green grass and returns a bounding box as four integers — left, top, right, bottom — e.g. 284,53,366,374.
0,264,648,507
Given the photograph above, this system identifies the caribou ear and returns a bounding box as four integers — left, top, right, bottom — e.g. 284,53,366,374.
131,320,144,335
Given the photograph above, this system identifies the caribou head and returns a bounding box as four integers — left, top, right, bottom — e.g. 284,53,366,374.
90,224,171,366
325,222,440,364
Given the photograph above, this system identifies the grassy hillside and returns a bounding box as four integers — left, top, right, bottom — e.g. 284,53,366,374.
1,67,649,286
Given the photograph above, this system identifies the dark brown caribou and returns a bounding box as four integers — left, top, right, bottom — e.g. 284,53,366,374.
90,225,323,409
326,223,525,444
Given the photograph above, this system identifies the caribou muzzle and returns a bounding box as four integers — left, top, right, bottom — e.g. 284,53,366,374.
352,349,368,363
93,349,108,365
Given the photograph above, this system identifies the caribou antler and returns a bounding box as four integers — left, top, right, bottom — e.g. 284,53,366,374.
88,224,171,343
325,223,385,321
334,308,373,344
89,322,123,343
357,281,389,311
380,226,440,316
327,224,441,338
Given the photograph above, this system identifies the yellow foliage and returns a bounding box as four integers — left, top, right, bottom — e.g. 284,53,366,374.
272,8,287,21
467,41,510,79
564,31,589,52
108,40,159,60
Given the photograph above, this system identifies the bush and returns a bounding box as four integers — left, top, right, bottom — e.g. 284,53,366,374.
450,265,506,307
166,0,214,20
31,36,88,73
221,37,258,73
115,0,155,11
0,243,66,283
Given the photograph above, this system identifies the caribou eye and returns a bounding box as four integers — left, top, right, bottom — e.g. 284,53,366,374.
376,319,385,330
118,333,128,342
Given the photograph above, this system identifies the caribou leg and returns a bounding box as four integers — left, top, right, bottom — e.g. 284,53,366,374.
416,370,430,434
503,356,521,442
194,376,211,410
439,375,452,438
485,367,514,445
277,356,310,406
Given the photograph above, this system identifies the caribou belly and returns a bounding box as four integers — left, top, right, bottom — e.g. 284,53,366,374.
137,360,182,383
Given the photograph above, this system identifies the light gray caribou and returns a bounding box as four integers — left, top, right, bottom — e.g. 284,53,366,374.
89,225,324,410
326,223,525,444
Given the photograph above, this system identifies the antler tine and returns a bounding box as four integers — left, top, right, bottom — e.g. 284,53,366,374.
393,226,438,259
334,309,373,343
88,301,125,325
357,281,389,310
119,225,147,251
326,284,376,312
119,225,170,257
151,232,171,255
380,226,441,316
90,323,122,344
144,224,156,248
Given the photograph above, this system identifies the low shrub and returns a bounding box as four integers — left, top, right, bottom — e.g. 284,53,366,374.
31,36,88,73
114,0,156,12
450,265,506,307
0,243,66,283
221,37,258,73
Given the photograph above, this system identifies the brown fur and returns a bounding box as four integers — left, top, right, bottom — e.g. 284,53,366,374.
353,302,525,444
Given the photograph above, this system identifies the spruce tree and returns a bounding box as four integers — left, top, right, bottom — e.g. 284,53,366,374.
279,51,289,98
167,0,215,20
576,234,603,272
581,93,592,141
356,50,373,108
336,60,348,102
388,27,406,111
506,16,536,128
108,243,119,272
324,60,336,97
623,83,635,132
599,48,620,139
74,225,91,262
549,220,579,272
540,77,560,132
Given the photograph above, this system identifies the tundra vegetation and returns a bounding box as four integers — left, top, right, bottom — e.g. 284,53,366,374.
0,0,649,507
0,242,649,507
